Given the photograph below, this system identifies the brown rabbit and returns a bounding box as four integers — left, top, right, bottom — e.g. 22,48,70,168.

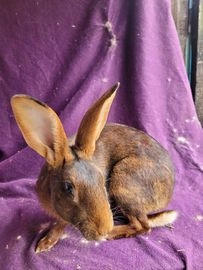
11,83,177,253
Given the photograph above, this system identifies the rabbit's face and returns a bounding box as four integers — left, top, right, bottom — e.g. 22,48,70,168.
50,159,114,240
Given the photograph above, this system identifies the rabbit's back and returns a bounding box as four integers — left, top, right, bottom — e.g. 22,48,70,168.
93,124,174,213
94,123,174,175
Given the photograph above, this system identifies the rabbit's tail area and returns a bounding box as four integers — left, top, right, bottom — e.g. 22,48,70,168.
148,210,178,228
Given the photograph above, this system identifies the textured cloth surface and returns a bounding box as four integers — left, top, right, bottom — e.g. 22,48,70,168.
0,0,203,269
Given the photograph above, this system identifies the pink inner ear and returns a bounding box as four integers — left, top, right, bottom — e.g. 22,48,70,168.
24,106,54,149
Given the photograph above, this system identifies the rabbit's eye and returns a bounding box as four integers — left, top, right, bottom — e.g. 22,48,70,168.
63,181,74,196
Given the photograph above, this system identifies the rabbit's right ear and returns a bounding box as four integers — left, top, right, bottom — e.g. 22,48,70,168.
11,95,73,167
75,83,120,159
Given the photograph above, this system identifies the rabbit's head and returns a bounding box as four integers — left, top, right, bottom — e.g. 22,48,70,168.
11,83,120,240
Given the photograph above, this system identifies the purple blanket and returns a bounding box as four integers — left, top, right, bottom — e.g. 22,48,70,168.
0,0,203,269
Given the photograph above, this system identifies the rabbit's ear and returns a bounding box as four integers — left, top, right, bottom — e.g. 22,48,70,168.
75,82,120,159
11,95,73,167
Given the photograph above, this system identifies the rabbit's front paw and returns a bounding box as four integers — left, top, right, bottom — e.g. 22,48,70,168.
35,234,59,253
35,222,67,253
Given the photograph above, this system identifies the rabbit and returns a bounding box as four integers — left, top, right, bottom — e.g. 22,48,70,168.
11,82,178,253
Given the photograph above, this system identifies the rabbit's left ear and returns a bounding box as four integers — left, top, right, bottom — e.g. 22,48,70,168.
75,82,120,159
11,95,73,167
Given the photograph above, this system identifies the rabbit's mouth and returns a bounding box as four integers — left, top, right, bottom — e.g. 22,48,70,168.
51,207,108,240
76,219,113,241
79,228,107,241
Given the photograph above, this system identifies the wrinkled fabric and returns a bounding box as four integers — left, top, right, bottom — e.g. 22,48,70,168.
0,0,203,269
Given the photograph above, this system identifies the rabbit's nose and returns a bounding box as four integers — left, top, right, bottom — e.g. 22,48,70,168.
98,222,113,237
96,230,108,241
97,235,108,241
98,230,108,237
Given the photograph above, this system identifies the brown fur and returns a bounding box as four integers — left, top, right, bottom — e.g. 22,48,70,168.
11,83,177,253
